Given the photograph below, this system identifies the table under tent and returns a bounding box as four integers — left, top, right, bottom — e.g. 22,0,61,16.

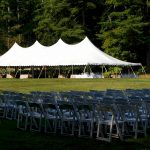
0,37,144,79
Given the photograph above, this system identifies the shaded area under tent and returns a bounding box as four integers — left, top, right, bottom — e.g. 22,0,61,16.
0,64,146,79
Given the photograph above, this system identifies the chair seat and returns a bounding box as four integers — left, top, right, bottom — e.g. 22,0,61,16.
31,112,44,118
46,114,57,119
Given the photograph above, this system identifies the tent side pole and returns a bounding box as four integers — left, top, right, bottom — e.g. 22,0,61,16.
72,65,73,75
89,65,92,74
104,66,107,72
45,66,46,78
20,67,21,78
83,65,87,73
59,66,60,76
101,66,104,78
31,67,34,78
6,67,8,76
119,67,123,78
141,65,147,78
15,67,19,78
28,67,31,76
38,67,44,79
9,66,11,75
130,66,136,78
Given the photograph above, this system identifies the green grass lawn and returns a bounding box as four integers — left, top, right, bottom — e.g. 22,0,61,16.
0,78,150,93
0,119,150,150
0,78,150,149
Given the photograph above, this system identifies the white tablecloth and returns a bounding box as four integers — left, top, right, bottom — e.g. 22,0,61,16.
70,73,104,78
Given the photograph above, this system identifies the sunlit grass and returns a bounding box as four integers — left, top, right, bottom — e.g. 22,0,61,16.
0,78,149,93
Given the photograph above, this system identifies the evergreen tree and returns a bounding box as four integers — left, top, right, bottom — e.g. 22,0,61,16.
15,0,36,46
34,0,84,45
97,0,149,63
34,0,102,45
0,0,15,52
0,0,37,54
144,0,150,68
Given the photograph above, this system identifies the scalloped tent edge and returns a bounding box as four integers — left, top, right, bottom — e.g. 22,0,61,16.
0,37,142,67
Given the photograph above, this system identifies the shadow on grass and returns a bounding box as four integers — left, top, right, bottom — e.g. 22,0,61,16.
0,120,150,150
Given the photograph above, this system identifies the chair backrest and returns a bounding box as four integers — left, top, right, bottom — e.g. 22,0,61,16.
42,102,58,118
0,94,5,104
16,100,30,114
75,102,94,120
57,101,76,119
115,103,137,121
101,96,114,105
95,103,114,121
28,102,44,116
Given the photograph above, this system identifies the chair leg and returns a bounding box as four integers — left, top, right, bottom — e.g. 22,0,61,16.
78,122,81,137
71,121,75,135
61,120,64,135
108,118,113,142
90,121,93,138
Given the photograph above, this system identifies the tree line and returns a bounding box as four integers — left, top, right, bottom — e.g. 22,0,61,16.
0,0,150,68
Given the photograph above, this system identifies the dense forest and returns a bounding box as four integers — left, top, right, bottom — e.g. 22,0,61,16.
0,0,150,69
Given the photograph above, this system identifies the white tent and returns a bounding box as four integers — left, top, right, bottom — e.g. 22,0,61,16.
0,37,141,67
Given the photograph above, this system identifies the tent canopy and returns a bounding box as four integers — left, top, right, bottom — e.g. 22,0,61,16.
0,37,141,67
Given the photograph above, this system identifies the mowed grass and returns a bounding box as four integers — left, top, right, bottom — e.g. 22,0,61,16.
0,78,150,93
0,120,150,150
0,78,150,150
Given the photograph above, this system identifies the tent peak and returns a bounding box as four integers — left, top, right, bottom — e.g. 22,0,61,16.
0,36,142,67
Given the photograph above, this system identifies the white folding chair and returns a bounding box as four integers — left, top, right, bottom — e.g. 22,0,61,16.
42,102,59,134
16,100,30,131
96,104,123,142
116,103,147,139
0,94,6,118
28,102,44,132
75,102,94,138
58,101,77,136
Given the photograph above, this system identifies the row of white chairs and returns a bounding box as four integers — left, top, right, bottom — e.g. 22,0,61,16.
0,89,150,142
14,99,124,142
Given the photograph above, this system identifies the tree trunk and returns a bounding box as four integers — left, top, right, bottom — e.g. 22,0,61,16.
146,49,150,66
146,48,150,73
